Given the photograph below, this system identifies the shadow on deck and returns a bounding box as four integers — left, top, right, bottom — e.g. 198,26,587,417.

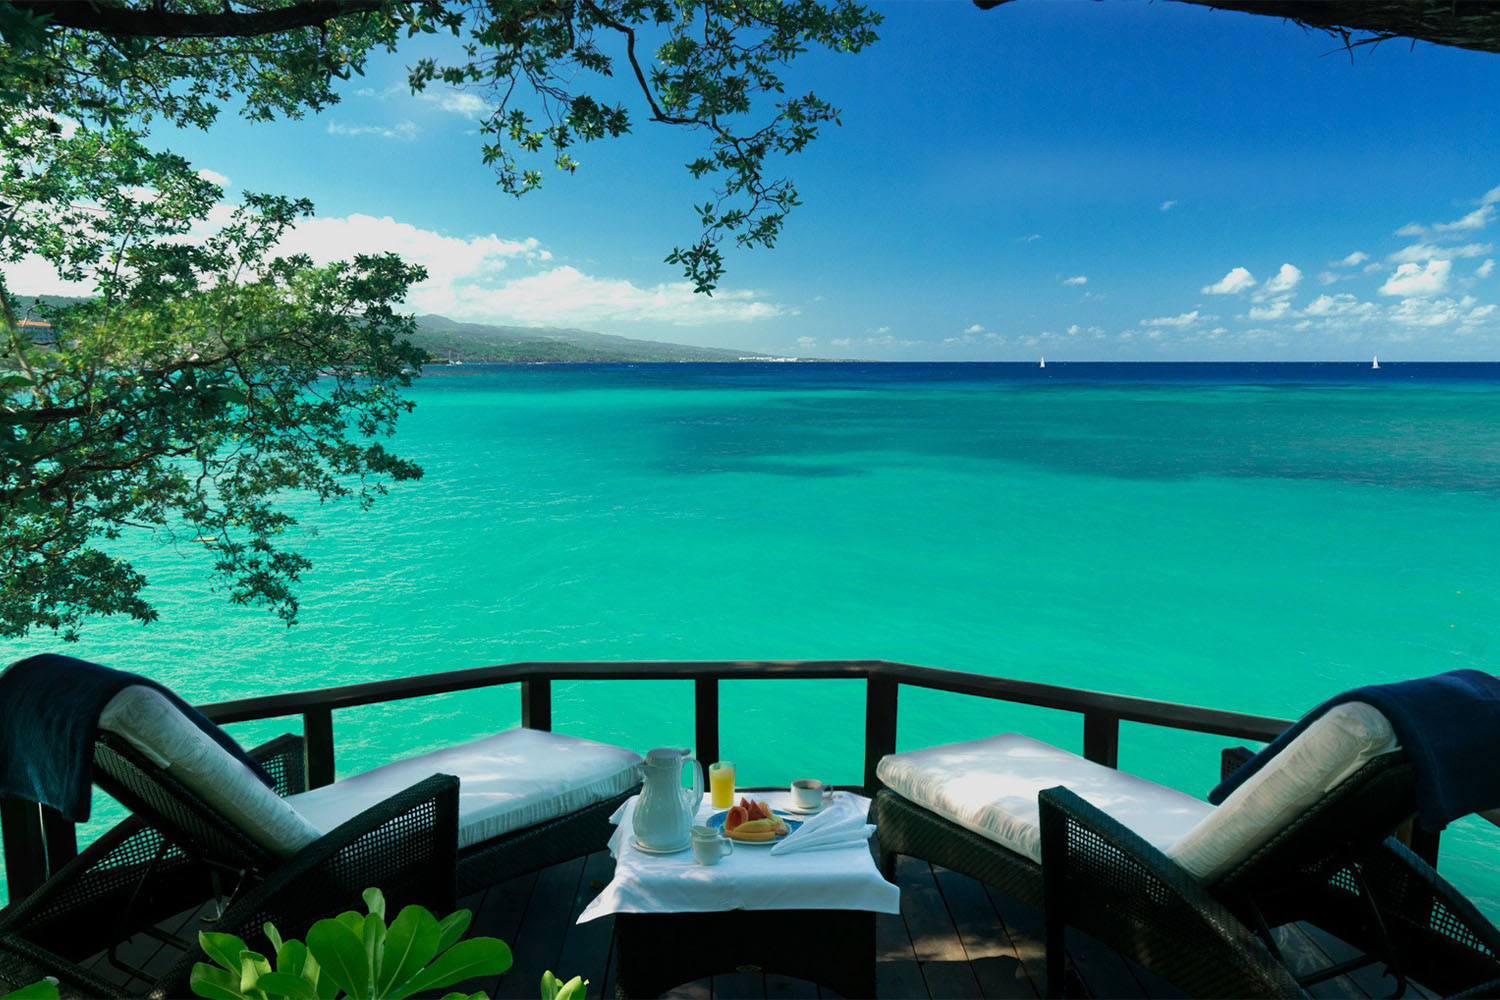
447,853,1424,1000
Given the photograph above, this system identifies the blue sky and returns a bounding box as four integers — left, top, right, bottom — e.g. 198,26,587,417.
18,0,1500,359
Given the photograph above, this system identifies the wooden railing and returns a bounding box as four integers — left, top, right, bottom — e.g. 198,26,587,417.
0,658,1392,902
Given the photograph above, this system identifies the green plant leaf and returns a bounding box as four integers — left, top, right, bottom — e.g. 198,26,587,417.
239,950,272,994
2,982,62,1000
378,905,442,997
306,916,371,999
434,909,471,954
253,971,319,999
436,993,487,1000
264,923,285,955
199,931,251,973
363,910,387,991
190,962,246,1000
554,975,588,1000
387,937,512,1000
541,970,561,1000
363,886,386,921
275,939,308,976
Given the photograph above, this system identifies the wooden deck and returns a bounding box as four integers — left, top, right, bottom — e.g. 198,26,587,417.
445,853,1425,1000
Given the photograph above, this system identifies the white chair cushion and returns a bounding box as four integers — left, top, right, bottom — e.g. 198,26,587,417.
99,687,324,859
1167,701,1399,881
877,733,1214,863
285,728,643,850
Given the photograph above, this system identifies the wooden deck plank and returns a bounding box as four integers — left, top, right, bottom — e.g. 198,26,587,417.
459,870,541,998
896,857,983,999
1272,924,1369,1000
498,858,589,1000
930,866,1038,999
874,907,925,1000
553,850,617,997
982,886,1052,998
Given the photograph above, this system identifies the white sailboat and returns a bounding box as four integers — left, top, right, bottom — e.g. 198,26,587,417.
1372,355,1380,370
1039,356,1046,369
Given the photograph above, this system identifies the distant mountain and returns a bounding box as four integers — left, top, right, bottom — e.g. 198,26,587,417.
9,294,798,363
410,314,780,363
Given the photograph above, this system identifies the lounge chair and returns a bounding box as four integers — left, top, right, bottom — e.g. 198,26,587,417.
0,675,642,998
871,697,1500,997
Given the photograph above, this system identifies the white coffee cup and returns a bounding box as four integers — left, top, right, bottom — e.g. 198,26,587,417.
790,778,833,811
691,825,734,866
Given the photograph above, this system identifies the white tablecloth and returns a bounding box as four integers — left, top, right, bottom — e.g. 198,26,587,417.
577,790,900,922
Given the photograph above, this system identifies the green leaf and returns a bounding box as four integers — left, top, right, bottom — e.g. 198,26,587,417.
363,886,387,921
435,993,487,1000
275,939,308,976
434,909,471,954
377,905,442,998
363,910,387,990
306,916,371,999
199,931,251,973
239,950,272,994
190,963,247,1000
554,975,588,1000
1,982,62,1000
264,923,285,954
252,971,319,999
387,938,512,1000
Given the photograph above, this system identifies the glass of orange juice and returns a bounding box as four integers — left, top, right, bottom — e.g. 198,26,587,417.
709,761,736,809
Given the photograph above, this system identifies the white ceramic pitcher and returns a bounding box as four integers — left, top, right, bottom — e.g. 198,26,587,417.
632,747,704,852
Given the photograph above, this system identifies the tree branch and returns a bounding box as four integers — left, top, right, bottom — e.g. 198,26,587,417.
6,0,386,40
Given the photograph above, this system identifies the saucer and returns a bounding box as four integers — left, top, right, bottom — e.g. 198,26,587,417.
781,800,831,815
632,836,690,855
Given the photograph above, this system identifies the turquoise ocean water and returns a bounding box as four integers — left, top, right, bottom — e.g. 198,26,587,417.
4,361,1500,915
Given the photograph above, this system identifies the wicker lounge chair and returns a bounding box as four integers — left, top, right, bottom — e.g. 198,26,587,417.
0,683,642,999
871,702,1500,998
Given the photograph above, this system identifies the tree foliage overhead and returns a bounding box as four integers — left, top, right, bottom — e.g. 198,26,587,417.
0,0,877,640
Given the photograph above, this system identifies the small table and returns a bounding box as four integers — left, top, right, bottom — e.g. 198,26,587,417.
578,790,899,998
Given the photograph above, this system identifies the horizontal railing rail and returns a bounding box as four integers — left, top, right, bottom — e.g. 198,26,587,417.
3,658,1450,903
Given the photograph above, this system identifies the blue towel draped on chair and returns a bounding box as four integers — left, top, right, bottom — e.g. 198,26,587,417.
1210,668,1500,831
0,654,272,822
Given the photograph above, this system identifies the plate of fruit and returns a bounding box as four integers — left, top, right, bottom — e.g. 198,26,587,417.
710,797,803,845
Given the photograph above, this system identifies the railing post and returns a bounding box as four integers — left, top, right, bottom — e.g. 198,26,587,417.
1,797,49,901
694,678,720,767
1082,712,1119,769
42,804,76,870
863,675,899,795
522,678,552,732
303,708,336,789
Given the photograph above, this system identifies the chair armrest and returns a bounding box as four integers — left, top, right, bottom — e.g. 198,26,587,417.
208,772,460,947
1037,785,1303,999
248,734,307,797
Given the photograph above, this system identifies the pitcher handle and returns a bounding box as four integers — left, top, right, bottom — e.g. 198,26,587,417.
684,755,705,813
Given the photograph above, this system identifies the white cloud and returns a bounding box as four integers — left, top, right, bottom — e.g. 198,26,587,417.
1379,259,1451,297
327,120,420,141
964,323,985,334
277,213,782,326
1390,241,1491,264
1202,266,1255,294
1478,259,1496,279
1436,205,1496,233
830,337,851,347
1141,310,1202,328
1019,233,1041,244
196,168,230,187
1303,293,1376,318
2,255,94,296
1261,263,1302,295
1160,200,1177,212
1248,300,1293,321
424,90,487,120
1062,275,1087,286
1388,296,1462,327
796,336,817,347
869,325,891,335
1337,251,1369,267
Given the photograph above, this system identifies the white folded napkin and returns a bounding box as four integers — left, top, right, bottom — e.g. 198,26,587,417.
770,792,876,856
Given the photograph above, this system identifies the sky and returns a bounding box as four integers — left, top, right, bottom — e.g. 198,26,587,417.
14,0,1500,360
